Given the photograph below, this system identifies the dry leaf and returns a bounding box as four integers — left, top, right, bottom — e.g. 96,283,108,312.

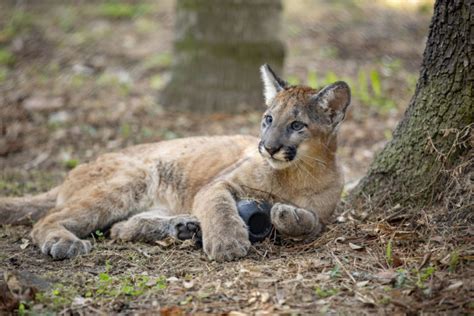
155,237,176,248
315,273,330,281
349,242,364,250
375,271,397,284
356,280,370,287
431,236,443,243
20,239,29,250
160,306,183,316
166,277,179,283
179,239,195,249
23,96,64,112
446,281,463,291
355,293,375,305
183,280,194,289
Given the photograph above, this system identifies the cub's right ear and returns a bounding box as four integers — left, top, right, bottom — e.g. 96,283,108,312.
260,64,287,106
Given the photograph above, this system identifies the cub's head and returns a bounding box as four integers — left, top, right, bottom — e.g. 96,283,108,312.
258,64,351,169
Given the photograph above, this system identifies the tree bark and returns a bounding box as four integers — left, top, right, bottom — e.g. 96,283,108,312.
160,0,285,113
349,0,473,218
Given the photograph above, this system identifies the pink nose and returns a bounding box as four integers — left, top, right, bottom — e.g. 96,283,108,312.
264,145,281,156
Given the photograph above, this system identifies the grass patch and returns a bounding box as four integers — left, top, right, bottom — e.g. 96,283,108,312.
0,66,8,82
30,262,168,313
64,159,79,170
0,10,34,43
143,53,173,70
99,2,150,19
385,239,393,267
0,171,59,196
0,49,15,66
315,286,338,298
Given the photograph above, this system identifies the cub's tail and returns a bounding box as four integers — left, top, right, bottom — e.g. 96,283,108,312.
0,187,59,225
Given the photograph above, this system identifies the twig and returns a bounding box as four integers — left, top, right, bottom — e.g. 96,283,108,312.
134,247,151,258
330,251,356,284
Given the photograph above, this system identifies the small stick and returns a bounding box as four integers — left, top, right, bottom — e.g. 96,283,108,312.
330,251,357,284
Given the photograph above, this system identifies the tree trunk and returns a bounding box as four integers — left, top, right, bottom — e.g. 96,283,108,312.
160,0,285,113
349,0,473,219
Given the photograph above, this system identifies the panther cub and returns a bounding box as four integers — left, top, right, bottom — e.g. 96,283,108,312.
0,65,350,261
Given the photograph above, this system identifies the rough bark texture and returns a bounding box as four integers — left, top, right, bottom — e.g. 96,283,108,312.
350,0,473,216
160,0,285,112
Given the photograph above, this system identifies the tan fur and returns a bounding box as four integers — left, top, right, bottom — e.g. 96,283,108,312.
0,68,350,261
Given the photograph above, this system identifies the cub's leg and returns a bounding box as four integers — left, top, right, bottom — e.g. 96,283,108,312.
193,181,251,261
271,203,322,239
110,210,200,242
31,181,150,260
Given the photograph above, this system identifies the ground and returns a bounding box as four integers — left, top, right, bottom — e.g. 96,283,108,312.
0,0,472,314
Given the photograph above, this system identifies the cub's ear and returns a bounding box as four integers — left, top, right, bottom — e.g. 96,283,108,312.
260,64,287,106
311,81,351,129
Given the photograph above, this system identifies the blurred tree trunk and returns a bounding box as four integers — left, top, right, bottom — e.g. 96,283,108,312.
160,0,285,112
350,0,472,218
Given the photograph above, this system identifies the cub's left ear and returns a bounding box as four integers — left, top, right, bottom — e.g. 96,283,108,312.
311,81,351,129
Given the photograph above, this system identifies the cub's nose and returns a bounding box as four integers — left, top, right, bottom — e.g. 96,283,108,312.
264,145,282,156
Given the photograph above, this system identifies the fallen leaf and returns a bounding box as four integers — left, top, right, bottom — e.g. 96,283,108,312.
20,239,29,250
160,306,183,316
179,239,195,249
315,273,330,281
72,296,91,307
155,237,177,248
430,236,443,243
349,242,364,250
166,277,179,283
356,280,370,287
23,96,64,112
445,281,463,291
183,280,194,289
355,292,375,305
375,271,397,284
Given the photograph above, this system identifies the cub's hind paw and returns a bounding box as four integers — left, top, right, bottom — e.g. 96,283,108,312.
40,232,92,260
111,214,201,243
110,221,135,241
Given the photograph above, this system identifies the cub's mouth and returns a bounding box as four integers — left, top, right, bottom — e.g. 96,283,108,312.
258,141,297,169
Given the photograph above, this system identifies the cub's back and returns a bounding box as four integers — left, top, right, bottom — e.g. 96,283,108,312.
123,135,259,186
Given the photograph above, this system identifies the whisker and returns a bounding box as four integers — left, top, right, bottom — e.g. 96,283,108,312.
294,162,305,184
298,153,327,166
300,158,330,177
296,160,320,183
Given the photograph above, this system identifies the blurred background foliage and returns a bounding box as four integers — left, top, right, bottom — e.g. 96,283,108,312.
0,0,433,195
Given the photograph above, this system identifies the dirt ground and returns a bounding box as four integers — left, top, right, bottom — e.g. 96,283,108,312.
0,0,472,314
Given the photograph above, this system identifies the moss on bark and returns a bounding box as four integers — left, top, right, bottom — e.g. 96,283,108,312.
349,0,473,214
161,0,285,112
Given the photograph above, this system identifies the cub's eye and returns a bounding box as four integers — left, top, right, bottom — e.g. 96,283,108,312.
290,121,305,131
264,115,273,125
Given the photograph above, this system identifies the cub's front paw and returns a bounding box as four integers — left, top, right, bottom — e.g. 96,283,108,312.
39,231,92,260
271,203,320,237
203,222,250,261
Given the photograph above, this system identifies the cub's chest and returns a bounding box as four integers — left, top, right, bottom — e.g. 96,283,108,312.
272,186,317,207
